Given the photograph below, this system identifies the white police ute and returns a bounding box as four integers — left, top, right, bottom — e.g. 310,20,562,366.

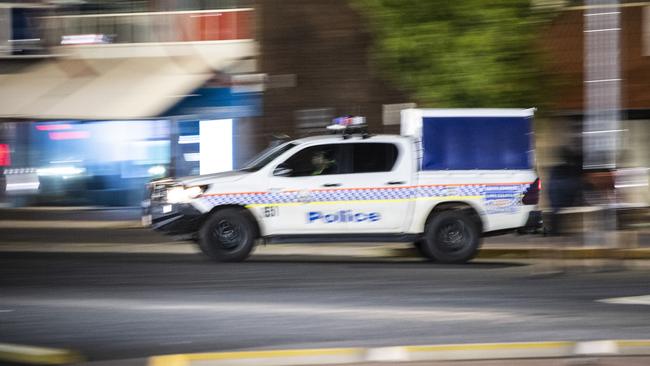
143,109,542,263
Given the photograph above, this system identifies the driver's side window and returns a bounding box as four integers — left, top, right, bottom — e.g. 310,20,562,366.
278,144,344,177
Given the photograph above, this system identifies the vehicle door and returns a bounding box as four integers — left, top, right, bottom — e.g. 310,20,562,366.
340,141,415,233
263,142,352,235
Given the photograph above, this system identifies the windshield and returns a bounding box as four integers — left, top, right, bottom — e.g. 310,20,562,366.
240,142,297,172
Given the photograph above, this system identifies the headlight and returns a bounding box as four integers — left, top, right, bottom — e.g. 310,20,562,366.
166,185,206,203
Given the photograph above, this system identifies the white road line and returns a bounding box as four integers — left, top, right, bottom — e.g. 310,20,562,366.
0,309,14,313
598,295,650,305
0,297,528,322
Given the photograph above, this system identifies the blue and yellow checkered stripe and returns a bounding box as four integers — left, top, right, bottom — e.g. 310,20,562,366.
199,183,531,208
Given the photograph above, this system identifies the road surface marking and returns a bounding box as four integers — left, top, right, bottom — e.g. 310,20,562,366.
406,341,575,352
574,340,619,355
150,348,364,366
0,343,83,365
598,295,650,305
0,297,528,322
149,340,650,366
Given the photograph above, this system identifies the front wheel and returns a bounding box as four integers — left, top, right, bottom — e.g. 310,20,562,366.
413,240,433,261
419,211,481,264
198,208,257,262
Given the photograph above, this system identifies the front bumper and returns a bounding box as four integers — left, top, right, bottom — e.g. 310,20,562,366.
142,201,204,236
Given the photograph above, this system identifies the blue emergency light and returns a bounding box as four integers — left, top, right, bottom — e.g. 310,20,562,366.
327,116,366,130
327,115,370,139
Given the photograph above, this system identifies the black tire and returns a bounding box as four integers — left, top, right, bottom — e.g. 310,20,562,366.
413,240,434,261
198,208,257,262
420,210,481,263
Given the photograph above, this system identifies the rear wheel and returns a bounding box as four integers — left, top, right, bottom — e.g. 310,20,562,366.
198,208,257,262
420,210,480,263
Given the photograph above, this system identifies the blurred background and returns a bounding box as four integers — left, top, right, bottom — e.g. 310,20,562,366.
0,0,647,216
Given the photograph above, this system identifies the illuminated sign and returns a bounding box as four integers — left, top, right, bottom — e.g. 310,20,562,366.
0,144,10,166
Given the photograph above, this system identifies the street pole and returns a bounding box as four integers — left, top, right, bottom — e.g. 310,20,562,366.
583,0,621,246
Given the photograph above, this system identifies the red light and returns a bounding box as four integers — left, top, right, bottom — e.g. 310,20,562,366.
0,144,10,166
49,131,90,140
537,178,542,191
36,124,73,131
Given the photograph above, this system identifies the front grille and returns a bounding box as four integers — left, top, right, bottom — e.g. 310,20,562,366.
151,185,166,201
149,179,175,202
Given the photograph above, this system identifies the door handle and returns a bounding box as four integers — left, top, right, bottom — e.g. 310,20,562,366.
386,181,405,185
322,183,341,187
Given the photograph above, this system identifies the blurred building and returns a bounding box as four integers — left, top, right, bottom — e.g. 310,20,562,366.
0,0,411,207
2,0,646,209
0,0,259,206
256,0,409,147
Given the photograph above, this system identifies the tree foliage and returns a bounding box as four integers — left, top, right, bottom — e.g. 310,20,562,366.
352,0,558,108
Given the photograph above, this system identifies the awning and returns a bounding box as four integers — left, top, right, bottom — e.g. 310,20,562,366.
0,56,216,120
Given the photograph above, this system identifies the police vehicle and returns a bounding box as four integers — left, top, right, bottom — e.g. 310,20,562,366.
143,109,542,263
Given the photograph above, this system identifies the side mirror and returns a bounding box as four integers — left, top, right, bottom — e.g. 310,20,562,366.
273,164,293,177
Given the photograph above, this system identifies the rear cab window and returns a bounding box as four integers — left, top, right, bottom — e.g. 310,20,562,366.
351,143,399,173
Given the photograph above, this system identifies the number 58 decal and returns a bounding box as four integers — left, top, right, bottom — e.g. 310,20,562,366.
263,206,279,218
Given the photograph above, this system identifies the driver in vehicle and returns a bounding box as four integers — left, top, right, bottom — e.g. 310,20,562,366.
311,151,337,176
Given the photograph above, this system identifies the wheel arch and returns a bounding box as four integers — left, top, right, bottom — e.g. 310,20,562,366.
204,204,261,238
424,201,484,234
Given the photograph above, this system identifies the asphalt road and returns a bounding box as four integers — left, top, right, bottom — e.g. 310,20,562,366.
0,208,141,222
1,250,650,363
0,228,168,244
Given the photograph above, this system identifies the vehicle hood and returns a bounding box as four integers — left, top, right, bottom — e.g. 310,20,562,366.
176,170,250,186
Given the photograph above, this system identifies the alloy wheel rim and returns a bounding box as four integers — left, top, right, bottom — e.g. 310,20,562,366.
437,219,468,253
214,219,243,251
